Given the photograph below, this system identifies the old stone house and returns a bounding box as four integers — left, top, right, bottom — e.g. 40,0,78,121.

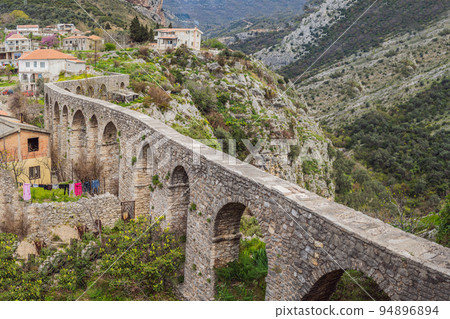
0,114,51,185
62,35,104,51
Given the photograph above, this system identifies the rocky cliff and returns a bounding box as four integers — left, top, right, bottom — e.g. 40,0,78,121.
254,0,355,69
125,0,166,24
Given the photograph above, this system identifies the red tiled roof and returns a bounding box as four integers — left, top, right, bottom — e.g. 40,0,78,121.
17,25,39,29
156,27,203,34
65,36,88,40
17,49,80,61
0,111,9,116
88,35,102,41
6,34,28,40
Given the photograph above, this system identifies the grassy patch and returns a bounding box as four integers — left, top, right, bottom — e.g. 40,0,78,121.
215,238,267,301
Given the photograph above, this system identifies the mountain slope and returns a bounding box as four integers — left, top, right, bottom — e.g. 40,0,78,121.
253,0,449,79
293,13,450,229
164,0,307,30
0,0,157,30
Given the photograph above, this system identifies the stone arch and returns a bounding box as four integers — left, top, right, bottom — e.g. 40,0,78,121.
134,143,152,216
101,121,120,196
301,264,391,301
87,86,94,97
53,102,60,157
120,82,125,89
168,165,190,235
61,106,69,164
87,115,99,167
71,110,88,181
212,202,247,268
76,86,83,95
100,84,108,100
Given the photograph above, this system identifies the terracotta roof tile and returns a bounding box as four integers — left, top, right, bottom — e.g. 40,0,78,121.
17,49,80,61
88,35,102,40
17,25,39,28
6,34,28,40
65,36,88,39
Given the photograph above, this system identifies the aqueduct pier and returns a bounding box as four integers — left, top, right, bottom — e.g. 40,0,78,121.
44,74,450,301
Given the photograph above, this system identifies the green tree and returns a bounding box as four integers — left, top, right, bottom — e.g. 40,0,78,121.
436,196,450,247
129,16,141,42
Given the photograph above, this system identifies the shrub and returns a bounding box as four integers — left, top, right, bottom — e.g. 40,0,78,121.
131,80,147,93
104,43,116,51
202,38,227,50
185,81,217,115
147,85,172,111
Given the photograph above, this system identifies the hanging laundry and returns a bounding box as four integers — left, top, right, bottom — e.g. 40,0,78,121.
91,180,100,194
82,181,91,194
52,184,59,190
32,184,38,188
69,183,75,197
23,183,31,201
60,184,69,195
44,185,52,191
74,183,82,196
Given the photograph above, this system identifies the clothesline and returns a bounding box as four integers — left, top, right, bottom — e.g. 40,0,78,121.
22,180,101,201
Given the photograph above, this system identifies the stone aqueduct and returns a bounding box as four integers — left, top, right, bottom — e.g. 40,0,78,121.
44,75,450,301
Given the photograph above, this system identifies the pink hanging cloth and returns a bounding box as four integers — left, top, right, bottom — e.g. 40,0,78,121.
23,183,31,201
69,183,75,197
74,183,83,196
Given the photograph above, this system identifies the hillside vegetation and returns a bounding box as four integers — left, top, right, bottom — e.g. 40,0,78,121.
337,78,449,221
0,0,155,30
293,14,450,241
0,218,184,301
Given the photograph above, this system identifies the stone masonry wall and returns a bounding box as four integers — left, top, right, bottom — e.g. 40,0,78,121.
44,75,450,301
0,169,26,235
25,194,121,241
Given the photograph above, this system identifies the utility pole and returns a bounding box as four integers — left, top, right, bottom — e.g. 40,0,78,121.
94,40,98,68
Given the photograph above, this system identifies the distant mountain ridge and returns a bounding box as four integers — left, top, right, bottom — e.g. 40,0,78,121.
163,0,308,30
251,0,449,79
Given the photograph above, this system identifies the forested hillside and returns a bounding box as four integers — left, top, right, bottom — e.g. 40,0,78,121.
332,78,449,224
0,0,155,30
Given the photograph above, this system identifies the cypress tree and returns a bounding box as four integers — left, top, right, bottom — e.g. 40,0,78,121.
149,28,154,42
130,16,141,42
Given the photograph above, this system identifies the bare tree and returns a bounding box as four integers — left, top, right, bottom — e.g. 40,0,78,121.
0,149,28,186
7,92,26,120
73,148,103,183
390,187,419,233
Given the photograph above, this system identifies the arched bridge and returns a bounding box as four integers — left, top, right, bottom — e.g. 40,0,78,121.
44,74,450,301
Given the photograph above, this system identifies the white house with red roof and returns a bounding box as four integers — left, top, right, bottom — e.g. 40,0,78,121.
155,28,203,51
4,34,32,52
0,34,32,68
17,25,40,36
18,49,86,92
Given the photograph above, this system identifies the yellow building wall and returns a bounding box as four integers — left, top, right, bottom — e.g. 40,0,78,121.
17,157,52,185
